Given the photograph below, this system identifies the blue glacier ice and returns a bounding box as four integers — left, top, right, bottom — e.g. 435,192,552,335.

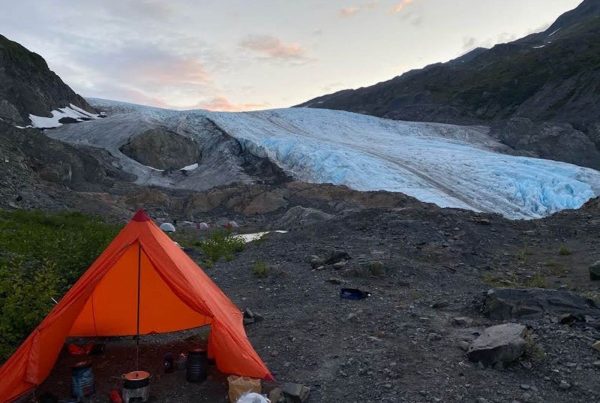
83,99,600,220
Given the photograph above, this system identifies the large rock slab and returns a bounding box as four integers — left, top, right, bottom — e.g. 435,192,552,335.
482,288,599,320
467,323,527,367
119,128,200,170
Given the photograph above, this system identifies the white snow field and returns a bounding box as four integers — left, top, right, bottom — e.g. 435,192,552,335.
65,99,600,219
28,104,100,128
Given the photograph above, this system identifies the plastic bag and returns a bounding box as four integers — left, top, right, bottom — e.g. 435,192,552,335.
227,375,261,402
236,392,270,403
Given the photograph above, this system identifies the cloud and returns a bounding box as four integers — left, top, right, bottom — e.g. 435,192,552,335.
339,2,379,18
391,0,414,14
462,37,477,51
339,6,360,17
462,31,521,52
240,35,308,61
197,96,269,112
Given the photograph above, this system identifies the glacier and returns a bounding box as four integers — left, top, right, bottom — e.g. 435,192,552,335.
57,99,600,220
207,108,600,219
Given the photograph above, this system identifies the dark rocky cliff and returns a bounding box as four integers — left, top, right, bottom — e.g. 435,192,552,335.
0,34,95,125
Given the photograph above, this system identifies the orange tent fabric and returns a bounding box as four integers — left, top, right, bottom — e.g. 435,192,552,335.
0,210,272,402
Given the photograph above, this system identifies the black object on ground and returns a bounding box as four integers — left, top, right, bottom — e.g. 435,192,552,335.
340,288,371,300
186,348,208,382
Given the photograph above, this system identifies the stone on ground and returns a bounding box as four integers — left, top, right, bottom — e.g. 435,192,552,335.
467,323,527,367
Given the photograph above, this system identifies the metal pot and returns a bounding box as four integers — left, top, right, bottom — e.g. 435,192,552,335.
122,370,151,389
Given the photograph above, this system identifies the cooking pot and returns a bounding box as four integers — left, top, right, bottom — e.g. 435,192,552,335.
122,370,151,389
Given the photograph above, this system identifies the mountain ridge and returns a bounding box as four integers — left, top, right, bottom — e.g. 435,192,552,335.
0,34,95,126
299,0,600,169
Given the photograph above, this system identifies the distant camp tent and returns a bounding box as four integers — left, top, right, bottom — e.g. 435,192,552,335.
0,210,272,402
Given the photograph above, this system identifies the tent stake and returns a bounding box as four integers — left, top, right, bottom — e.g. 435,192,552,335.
136,241,142,371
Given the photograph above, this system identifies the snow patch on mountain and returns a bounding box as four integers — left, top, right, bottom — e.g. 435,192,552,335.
29,104,101,129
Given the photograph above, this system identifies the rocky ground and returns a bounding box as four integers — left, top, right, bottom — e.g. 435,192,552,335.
206,204,600,402
27,195,600,402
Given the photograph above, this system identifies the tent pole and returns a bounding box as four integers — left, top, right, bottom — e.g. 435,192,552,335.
136,241,142,371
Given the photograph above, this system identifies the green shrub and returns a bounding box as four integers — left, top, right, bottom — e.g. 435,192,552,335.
252,261,269,278
524,273,547,288
559,245,572,256
197,229,245,267
0,210,119,362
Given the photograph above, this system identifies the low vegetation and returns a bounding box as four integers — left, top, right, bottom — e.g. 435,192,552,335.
252,261,269,278
559,245,573,256
0,210,119,361
192,229,245,268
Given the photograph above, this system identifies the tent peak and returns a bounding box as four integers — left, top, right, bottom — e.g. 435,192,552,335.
131,209,151,222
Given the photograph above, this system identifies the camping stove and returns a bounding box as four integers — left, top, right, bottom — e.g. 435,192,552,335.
121,370,150,403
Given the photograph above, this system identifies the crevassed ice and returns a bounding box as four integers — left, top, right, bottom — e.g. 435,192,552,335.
85,100,600,220
206,108,600,220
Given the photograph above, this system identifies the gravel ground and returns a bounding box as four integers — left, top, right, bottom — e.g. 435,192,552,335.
23,199,600,402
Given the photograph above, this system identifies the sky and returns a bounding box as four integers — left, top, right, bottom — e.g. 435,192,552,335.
1,0,583,111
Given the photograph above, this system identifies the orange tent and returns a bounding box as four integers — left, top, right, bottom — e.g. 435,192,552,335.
0,210,272,402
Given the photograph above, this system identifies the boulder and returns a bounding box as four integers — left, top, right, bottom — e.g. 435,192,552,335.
590,261,600,281
119,128,200,171
309,255,325,269
159,222,176,233
281,383,310,403
467,323,527,367
482,288,599,320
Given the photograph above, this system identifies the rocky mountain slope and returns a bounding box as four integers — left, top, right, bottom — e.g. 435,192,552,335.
0,34,96,126
299,0,600,169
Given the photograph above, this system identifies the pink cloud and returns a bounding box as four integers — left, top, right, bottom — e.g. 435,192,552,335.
391,0,414,14
198,96,269,112
339,6,360,17
339,2,379,18
137,57,210,86
240,35,307,60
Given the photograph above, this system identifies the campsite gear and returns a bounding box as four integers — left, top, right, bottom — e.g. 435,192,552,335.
237,392,271,403
163,352,174,373
109,389,123,403
340,288,371,300
67,343,94,356
175,352,187,370
71,361,95,399
122,371,151,403
186,348,208,382
0,209,272,403
228,376,262,403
